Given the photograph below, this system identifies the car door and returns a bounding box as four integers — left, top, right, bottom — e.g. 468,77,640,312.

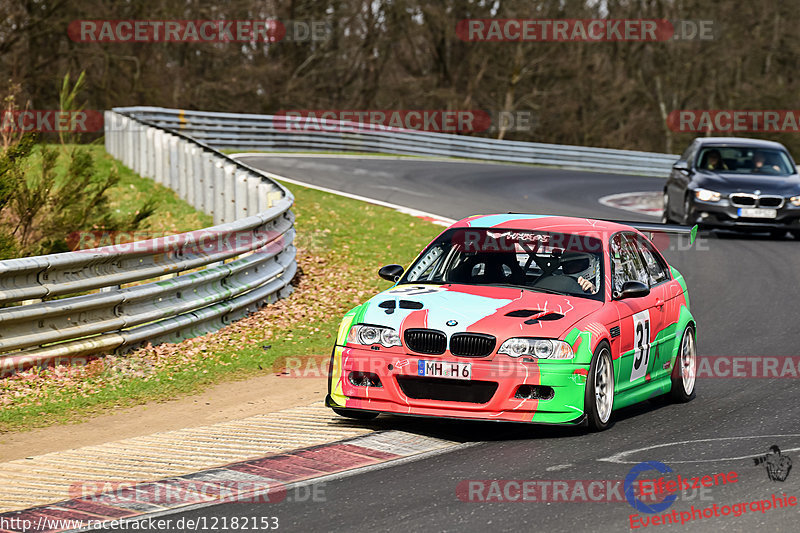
610,232,663,394
631,234,676,384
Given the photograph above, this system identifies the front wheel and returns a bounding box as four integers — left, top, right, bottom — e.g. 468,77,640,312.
661,191,672,224
681,196,693,226
585,343,615,431
670,325,697,402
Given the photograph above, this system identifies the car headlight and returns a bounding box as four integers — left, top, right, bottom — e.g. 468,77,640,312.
498,338,574,359
347,324,402,348
694,188,721,202
790,196,800,207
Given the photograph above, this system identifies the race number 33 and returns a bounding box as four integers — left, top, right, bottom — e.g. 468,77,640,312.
630,310,651,382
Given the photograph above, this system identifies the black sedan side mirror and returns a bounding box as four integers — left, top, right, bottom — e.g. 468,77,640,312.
378,264,404,282
672,160,689,172
619,281,650,299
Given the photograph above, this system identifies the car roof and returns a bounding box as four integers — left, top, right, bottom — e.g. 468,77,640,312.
694,137,788,150
448,214,631,237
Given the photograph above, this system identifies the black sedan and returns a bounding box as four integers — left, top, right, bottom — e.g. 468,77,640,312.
662,137,800,237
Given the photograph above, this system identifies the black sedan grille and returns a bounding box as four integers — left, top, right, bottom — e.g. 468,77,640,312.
404,329,447,355
396,376,498,404
758,196,784,208
450,333,496,357
729,194,784,208
730,194,756,207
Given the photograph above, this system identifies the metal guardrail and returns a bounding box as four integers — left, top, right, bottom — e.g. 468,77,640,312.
0,110,296,375
119,106,678,177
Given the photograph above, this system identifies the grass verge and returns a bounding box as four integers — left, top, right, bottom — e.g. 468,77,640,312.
0,175,441,432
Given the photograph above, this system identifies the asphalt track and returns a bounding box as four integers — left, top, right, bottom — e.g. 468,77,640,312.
127,157,800,532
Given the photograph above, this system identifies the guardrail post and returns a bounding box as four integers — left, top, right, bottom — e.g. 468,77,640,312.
247,174,260,218
213,161,226,225
138,125,147,175
169,136,179,192
188,146,200,210
202,152,215,217
223,164,236,223
234,171,249,219
153,129,164,184
124,117,134,168
131,120,140,173
145,127,155,178
177,139,188,199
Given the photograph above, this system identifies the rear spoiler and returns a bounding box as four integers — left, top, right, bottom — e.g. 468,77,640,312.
606,220,698,245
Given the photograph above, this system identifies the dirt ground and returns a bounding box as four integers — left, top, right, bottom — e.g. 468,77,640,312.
0,375,327,462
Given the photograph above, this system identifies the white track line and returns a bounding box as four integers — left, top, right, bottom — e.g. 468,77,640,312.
232,154,456,226
598,434,800,464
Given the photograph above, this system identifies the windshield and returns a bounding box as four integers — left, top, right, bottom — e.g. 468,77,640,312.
696,146,795,175
400,228,604,300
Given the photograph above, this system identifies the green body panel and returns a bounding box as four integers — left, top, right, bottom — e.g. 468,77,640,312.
614,304,694,410
328,305,365,407
530,327,593,423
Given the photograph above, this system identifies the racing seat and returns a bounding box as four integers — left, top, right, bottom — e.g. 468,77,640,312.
447,252,525,285
533,253,588,293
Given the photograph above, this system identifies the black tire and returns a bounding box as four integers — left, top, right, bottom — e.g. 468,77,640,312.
585,342,615,431
660,191,672,224
791,230,800,240
670,325,697,403
332,407,379,420
769,229,787,239
681,195,693,226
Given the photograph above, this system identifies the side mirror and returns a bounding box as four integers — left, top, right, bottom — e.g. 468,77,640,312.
672,160,689,172
378,264,404,282
619,281,650,299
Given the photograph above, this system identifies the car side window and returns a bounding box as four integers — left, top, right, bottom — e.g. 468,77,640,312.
633,236,670,286
610,233,650,295
406,244,447,281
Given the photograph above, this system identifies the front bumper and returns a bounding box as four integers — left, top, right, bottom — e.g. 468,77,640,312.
328,346,589,425
689,197,800,229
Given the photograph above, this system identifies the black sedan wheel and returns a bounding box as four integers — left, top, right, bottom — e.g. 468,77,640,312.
681,196,693,226
660,191,672,224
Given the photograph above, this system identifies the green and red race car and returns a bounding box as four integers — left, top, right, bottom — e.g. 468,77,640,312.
326,214,697,431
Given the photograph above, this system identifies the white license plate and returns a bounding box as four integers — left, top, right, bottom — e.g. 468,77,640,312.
738,208,777,218
417,360,471,380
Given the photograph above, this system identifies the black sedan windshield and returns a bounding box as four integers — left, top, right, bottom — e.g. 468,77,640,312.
696,146,795,175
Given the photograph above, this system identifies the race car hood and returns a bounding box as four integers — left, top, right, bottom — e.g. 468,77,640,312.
359,283,603,341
